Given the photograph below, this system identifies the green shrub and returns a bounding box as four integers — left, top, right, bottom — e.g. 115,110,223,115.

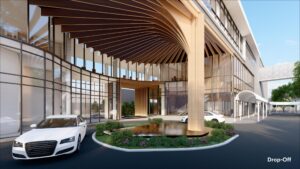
174,136,189,147
205,121,234,130
198,137,208,145
127,137,145,147
122,101,135,117
96,123,106,136
111,130,133,146
147,136,189,147
96,121,124,136
208,129,228,143
159,136,172,147
148,118,163,125
105,121,124,131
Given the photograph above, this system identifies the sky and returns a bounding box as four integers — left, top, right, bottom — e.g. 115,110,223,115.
242,0,300,66
242,0,300,98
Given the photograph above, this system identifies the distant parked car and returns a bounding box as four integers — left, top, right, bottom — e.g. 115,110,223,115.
180,111,225,123
12,115,87,160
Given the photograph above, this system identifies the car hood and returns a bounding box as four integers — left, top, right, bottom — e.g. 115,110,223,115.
16,127,78,142
215,114,224,118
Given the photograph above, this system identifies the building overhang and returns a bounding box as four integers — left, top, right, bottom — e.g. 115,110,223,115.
235,90,268,103
223,0,263,67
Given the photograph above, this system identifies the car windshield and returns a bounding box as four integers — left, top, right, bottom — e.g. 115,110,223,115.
204,112,212,116
37,118,77,128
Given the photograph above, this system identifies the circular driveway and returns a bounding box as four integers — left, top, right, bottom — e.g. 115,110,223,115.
0,115,299,169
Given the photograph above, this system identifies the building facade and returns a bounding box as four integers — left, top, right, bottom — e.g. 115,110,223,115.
0,0,267,138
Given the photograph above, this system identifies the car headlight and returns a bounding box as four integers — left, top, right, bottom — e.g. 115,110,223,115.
13,141,23,148
60,136,75,144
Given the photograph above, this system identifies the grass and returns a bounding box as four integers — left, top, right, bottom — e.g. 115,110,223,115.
96,135,112,144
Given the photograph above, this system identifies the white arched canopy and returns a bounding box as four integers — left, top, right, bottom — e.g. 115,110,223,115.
235,90,268,103
234,90,268,122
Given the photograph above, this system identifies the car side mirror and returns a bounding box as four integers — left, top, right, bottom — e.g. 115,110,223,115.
79,121,86,126
30,124,37,128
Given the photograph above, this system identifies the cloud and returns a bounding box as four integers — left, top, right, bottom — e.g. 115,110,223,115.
284,39,298,46
257,42,262,48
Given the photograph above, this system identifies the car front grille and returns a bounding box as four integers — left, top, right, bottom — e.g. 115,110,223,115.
25,140,57,158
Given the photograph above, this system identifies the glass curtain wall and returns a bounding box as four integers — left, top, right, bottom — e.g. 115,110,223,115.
0,3,192,138
148,87,160,116
204,54,232,116
203,0,242,52
233,56,254,92
165,81,187,115
0,36,120,138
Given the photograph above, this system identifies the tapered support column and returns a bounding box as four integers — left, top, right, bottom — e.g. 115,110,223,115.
256,102,260,121
240,101,243,120
248,102,250,118
262,102,265,119
104,83,109,119
234,100,237,122
187,13,205,132
266,104,268,117
135,88,148,117
159,84,166,116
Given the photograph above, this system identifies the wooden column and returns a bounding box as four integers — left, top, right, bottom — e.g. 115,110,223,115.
135,88,148,117
187,12,205,132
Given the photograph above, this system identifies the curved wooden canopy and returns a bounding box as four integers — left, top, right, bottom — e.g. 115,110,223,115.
29,0,190,64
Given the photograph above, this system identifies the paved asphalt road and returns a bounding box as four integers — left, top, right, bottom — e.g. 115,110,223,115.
0,115,299,169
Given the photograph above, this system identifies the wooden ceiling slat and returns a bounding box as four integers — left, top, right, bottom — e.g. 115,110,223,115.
137,43,173,63
41,7,151,20
165,49,183,64
79,30,157,44
70,26,151,38
53,17,150,25
32,0,152,18
131,42,169,63
106,38,161,59
147,44,174,63
155,45,179,64
152,45,179,64
86,32,157,48
124,41,167,62
31,0,188,64
119,41,165,63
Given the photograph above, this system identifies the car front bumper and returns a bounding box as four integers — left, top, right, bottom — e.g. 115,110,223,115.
12,141,77,160
180,118,186,123
218,118,225,123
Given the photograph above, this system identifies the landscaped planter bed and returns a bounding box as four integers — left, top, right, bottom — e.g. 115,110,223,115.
94,119,237,149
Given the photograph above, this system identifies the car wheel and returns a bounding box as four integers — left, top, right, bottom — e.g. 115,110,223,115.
212,119,218,123
76,135,81,152
185,119,188,123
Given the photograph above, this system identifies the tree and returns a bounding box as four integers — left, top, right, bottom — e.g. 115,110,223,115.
122,101,135,117
293,61,300,97
91,101,99,113
271,83,295,101
271,61,300,101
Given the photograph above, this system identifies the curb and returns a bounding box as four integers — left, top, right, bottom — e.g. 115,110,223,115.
92,132,239,152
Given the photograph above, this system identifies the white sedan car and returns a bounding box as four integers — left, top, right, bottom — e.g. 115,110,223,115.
12,115,87,160
181,111,225,123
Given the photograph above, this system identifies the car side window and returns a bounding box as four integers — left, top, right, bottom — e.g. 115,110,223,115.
76,118,80,125
78,116,84,123
205,112,212,116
